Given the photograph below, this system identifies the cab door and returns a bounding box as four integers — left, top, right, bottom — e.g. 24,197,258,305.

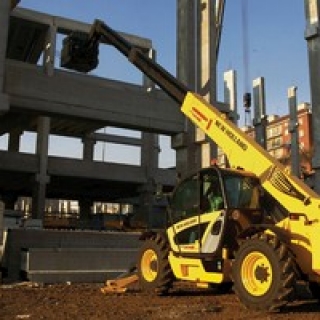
167,173,201,254
199,170,227,255
167,169,226,256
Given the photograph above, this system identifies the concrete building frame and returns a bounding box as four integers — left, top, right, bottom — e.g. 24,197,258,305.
0,4,182,229
0,1,233,236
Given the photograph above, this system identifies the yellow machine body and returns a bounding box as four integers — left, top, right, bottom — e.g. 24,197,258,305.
179,92,320,281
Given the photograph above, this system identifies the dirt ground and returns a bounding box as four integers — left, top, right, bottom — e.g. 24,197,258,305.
1,281,320,320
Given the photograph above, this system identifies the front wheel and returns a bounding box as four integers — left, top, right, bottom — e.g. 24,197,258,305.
232,234,296,312
137,233,174,295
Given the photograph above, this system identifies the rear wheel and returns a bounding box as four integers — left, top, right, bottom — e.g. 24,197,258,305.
137,233,174,295
232,234,296,312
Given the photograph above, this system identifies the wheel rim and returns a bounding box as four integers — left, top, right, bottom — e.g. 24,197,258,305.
241,251,273,296
141,249,158,282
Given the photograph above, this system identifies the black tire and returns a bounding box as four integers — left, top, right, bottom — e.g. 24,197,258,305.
232,234,296,312
137,233,174,295
309,282,320,301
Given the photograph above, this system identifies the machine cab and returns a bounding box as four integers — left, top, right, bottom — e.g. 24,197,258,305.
167,166,262,256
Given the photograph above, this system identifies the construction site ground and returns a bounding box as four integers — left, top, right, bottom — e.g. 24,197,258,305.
1,281,320,320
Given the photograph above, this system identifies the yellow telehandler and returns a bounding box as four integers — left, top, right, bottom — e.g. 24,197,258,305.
62,20,320,312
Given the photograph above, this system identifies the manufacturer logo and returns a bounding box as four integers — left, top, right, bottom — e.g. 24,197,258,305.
215,119,248,151
176,217,198,230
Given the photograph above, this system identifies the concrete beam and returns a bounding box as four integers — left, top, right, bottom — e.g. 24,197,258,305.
4,60,184,134
89,133,142,146
0,94,9,115
48,157,145,183
0,150,38,172
0,150,176,185
12,8,152,50
154,168,176,186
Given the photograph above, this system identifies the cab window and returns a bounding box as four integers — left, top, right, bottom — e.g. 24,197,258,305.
170,176,198,223
224,175,260,209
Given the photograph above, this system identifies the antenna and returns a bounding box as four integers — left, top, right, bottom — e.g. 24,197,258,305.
241,0,251,126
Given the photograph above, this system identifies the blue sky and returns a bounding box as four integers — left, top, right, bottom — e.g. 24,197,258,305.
2,1,311,167
219,0,309,116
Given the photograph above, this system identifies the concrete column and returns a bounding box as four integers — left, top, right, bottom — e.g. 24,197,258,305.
223,70,238,167
224,70,238,124
139,132,159,228
79,198,92,221
138,47,160,228
8,129,22,152
304,0,320,192
0,200,4,271
196,0,217,168
197,0,217,100
253,77,267,149
43,22,57,76
141,132,159,172
0,0,11,115
175,0,196,177
177,0,196,90
175,0,218,174
288,86,300,177
1,1,19,246
82,135,96,161
32,117,50,219
0,201,4,248
141,49,159,174
144,48,156,91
